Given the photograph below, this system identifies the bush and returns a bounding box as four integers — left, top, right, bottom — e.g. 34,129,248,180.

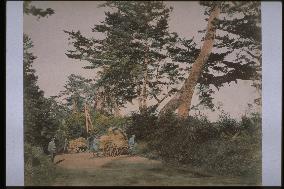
126,109,158,141
24,142,56,186
128,111,261,178
149,113,219,163
54,124,68,153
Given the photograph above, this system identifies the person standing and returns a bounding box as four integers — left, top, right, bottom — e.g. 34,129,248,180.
87,136,91,151
91,135,99,157
128,135,135,155
48,137,56,162
63,138,68,153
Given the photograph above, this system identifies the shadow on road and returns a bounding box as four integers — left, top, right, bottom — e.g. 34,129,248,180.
55,159,65,165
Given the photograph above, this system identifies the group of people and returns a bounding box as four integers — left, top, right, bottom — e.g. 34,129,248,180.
47,134,136,162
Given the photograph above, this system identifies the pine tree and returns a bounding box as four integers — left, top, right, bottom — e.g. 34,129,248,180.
24,1,54,19
161,1,261,117
64,1,195,113
57,74,95,112
24,34,60,149
24,2,57,149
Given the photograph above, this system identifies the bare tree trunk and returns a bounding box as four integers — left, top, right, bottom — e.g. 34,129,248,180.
141,63,148,109
110,95,121,117
159,5,220,117
140,45,149,112
85,103,94,134
84,103,89,134
137,84,144,112
113,102,121,117
94,86,104,113
72,98,78,114
159,93,180,115
177,6,220,117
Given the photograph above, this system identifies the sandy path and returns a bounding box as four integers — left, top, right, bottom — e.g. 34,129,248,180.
52,152,260,186
54,152,161,170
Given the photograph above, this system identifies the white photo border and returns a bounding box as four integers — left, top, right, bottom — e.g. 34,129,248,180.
6,1,282,186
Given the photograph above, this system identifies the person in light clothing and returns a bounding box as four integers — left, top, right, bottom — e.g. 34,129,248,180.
48,137,56,162
90,136,99,157
128,135,135,155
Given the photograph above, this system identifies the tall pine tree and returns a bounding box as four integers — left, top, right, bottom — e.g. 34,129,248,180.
24,2,59,150
64,1,196,113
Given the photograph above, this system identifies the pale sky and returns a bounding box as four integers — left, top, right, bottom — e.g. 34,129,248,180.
24,1,260,121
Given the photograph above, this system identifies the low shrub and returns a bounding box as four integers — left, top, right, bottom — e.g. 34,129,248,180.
128,111,261,178
24,142,56,186
54,125,68,153
126,109,157,141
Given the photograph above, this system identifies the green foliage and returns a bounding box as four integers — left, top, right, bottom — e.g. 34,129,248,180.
197,1,262,108
23,3,59,185
65,112,86,139
64,1,197,109
63,1,262,113
24,1,54,19
54,109,131,143
126,109,158,141
24,34,63,151
24,4,59,151
92,112,131,136
57,74,96,111
24,143,56,185
128,112,261,177
54,122,68,153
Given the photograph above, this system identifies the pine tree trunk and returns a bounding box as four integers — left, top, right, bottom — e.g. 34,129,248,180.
84,103,89,133
94,86,104,113
138,74,148,113
72,98,78,114
177,5,220,117
111,95,121,117
140,45,149,112
113,102,121,117
159,93,180,115
137,84,144,112
159,5,220,117
141,63,148,109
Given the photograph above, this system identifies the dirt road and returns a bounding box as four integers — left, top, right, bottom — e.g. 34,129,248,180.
52,152,260,186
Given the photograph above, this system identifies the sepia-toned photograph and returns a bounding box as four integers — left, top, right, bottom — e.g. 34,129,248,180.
23,1,262,186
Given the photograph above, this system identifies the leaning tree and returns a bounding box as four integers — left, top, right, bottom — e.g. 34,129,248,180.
160,1,261,117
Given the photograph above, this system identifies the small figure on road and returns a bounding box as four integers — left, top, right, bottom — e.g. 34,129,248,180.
48,137,56,162
63,138,68,153
128,134,136,155
87,136,91,151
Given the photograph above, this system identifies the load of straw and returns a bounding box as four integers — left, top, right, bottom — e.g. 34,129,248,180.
98,127,129,156
68,137,88,153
